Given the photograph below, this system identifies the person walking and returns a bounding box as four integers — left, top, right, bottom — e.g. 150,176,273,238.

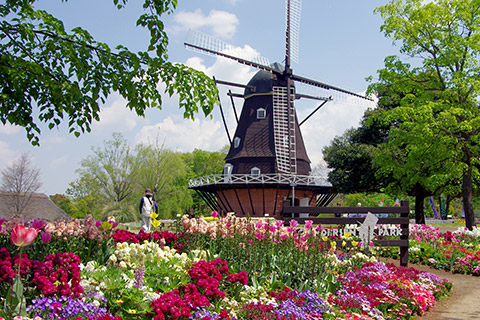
139,188,158,232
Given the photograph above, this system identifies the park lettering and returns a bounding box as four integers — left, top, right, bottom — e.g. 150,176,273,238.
319,226,403,237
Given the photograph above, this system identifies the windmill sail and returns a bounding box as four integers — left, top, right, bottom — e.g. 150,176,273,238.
285,0,302,65
273,86,296,174
185,30,274,72
184,30,372,102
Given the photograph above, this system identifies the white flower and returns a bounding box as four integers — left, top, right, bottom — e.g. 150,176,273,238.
108,254,117,263
144,292,161,302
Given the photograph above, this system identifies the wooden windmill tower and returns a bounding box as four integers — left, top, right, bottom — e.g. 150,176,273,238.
186,0,372,217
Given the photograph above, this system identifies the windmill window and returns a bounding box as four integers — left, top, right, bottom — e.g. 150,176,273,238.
257,108,266,119
251,167,261,177
223,163,233,176
234,137,241,148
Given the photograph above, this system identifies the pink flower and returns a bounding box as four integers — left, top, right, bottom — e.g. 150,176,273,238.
290,220,299,228
11,224,38,247
212,211,218,218
305,220,313,229
255,232,266,240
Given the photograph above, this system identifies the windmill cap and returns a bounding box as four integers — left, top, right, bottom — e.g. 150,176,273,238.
244,63,287,97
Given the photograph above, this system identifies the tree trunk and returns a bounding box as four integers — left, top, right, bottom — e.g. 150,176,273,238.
462,163,475,230
415,184,426,224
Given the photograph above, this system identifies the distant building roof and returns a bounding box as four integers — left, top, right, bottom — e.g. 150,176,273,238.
0,191,70,221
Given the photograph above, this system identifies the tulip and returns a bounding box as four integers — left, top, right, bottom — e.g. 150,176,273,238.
31,218,46,229
11,224,39,247
305,220,313,229
41,231,52,244
290,220,299,228
212,211,218,218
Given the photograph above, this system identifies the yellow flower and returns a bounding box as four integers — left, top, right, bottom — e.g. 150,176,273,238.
351,240,359,247
322,236,328,242
344,232,351,239
128,309,137,314
151,218,160,228
115,300,124,305
150,212,159,219
342,240,346,247
330,241,336,248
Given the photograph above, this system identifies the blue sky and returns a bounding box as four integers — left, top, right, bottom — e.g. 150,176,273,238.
0,0,400,195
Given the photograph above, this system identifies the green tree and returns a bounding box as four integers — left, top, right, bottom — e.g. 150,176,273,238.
323,126,385,194
50,194,76,217
372,0,480,229
134,143,191,219
0,0,218,145
183,148,227,215
68,132,136,221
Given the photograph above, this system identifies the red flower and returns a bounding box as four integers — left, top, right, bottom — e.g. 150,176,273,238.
11,224,38,247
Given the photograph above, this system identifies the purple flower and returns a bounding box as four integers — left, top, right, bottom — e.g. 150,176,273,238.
31,218,46,229
41,231,52,244
27,295,112,319
134,263,145,289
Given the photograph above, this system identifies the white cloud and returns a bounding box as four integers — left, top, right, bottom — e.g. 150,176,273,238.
171,9,239,39
185,54,255,83
0,123,21,135
135,116,226,152
298,96,370,166
93,96,138,132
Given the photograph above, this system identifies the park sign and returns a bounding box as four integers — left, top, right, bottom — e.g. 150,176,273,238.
282,201,410,266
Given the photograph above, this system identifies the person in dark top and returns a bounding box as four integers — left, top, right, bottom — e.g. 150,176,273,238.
139,188,158,232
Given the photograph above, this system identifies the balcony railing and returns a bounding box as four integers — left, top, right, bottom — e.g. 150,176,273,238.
188,173,331,188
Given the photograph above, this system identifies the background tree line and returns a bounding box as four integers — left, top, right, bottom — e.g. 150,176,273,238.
52,133,226,221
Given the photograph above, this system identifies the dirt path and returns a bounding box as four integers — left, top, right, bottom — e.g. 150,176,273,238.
380,257,480,319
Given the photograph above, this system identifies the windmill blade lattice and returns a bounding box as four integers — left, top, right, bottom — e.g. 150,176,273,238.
286,0,302,64
273,86,297,174
185,30,272,70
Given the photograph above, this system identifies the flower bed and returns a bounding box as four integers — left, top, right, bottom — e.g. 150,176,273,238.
0,215,452,320
377,224,480,275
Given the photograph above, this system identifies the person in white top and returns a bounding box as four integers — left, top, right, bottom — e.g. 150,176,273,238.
139,188,158,232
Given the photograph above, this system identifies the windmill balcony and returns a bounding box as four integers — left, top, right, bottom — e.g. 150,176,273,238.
188,173,331,188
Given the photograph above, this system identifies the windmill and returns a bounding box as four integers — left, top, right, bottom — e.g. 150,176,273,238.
186,0,372,217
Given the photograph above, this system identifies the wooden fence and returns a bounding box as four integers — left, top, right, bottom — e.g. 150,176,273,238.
281,200,410,266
